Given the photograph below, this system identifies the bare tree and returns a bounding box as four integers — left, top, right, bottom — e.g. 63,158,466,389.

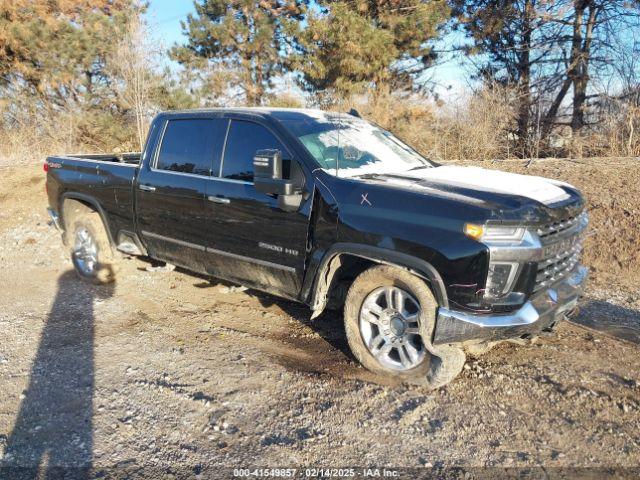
110,4,162,150
451,0,571,156
453,0,640,155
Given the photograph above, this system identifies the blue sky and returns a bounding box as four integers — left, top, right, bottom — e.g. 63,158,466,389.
145,0,194,47
144,0,470,100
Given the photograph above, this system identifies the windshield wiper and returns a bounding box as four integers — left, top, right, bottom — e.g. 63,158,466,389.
408,165,431,171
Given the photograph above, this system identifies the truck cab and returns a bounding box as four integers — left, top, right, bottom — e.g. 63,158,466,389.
45,108,588,387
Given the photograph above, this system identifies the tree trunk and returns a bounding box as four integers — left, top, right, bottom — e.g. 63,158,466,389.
571,1,597,133
570,0,586,132
541,0,587,140
516,0,533,156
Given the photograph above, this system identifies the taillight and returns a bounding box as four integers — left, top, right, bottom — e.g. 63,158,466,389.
43,163,48,194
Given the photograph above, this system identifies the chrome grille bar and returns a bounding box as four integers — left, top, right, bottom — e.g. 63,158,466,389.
536,211,587,240
533,211,587,292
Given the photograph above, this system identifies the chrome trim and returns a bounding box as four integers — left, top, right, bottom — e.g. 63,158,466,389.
55,156,140,167
207,177,251,185
434,265,588,344
535,240,583,292
485,229,542,263
148,168,212,180
206,246,296,273
148,164,251,184
439,302,539,329
141,230,206,251
219,119,231,177
537,211,588,240
152,120,169,169
483,215,588,263
139,184,156,192
207,196,231,204
140,230,296,273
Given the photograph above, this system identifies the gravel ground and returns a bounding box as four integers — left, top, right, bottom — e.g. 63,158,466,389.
0,162,639,479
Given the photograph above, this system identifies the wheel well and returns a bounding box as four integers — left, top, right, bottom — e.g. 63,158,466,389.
324,255,375,310
311,251,443,318
61,198,96,230
60,198,113,247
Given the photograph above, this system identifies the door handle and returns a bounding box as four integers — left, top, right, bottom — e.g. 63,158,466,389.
139,184,156,192
207,195,230,204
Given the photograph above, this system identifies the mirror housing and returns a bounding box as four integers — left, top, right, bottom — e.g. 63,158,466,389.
253,149,298,196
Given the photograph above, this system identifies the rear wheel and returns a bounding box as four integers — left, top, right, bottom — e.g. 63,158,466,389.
344,265,437,384
67,208,116,284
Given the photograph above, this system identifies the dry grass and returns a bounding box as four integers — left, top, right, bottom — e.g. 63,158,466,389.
2,86,638,167
0,124,72,168
346,87,640,162
346,86,517,161
0,109,141,168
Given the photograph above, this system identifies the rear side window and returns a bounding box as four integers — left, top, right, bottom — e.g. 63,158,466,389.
222,120,289,182
156,118,226,176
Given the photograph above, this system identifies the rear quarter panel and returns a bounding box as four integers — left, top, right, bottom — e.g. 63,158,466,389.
46,156,138,243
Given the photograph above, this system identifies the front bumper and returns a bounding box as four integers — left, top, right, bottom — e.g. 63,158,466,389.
433,265,588,345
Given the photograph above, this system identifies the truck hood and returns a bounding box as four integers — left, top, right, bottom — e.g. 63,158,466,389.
354,165,581,216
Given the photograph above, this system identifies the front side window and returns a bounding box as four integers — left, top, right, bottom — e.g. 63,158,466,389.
156,118,226,176
222,120,289,182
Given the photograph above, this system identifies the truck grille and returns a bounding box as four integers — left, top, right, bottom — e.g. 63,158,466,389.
533,211,587,292
535,211,587,240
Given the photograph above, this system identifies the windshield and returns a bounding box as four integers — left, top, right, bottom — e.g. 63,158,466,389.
280,113,432,177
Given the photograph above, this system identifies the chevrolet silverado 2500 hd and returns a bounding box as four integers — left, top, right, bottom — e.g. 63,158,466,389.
45,108,589,386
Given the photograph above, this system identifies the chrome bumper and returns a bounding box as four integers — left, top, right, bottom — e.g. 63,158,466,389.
433,265,588,345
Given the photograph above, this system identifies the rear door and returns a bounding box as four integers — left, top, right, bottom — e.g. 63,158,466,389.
136,117,226,272
204,118,309,298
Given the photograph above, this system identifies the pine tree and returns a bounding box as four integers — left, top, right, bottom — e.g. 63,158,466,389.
171,0,307,106
0,1,132,109
294,1,449,99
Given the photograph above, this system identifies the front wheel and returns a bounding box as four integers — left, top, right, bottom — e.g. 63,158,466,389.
344,265,438,385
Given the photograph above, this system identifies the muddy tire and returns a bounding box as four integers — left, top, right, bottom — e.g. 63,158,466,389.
67,207,117,284
344,265,439,385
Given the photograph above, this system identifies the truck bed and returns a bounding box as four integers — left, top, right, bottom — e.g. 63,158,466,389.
46,153,141,245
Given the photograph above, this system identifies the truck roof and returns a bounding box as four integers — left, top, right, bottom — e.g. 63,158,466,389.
159,107,354,122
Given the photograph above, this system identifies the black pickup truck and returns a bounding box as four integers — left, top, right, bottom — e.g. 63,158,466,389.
45,108,588,386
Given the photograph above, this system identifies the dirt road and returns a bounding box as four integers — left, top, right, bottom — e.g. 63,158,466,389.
0,161,639,478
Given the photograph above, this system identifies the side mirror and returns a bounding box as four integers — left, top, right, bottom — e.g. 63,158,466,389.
253,149,298,196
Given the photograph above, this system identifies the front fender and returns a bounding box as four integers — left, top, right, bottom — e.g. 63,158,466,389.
307,243,449,318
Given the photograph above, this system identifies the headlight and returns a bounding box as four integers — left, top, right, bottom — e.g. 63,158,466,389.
483,225,526,243
464,223,526,244
485,261,520,297
464,222,533,306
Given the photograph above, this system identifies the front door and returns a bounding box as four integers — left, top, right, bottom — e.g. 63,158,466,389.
204,119,309,298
